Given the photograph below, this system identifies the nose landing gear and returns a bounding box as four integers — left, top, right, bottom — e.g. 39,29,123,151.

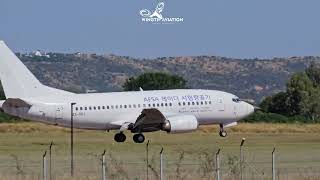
219,130,227,137
219,124,228,137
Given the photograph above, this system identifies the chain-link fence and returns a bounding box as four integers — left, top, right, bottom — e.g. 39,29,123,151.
1,141,320,180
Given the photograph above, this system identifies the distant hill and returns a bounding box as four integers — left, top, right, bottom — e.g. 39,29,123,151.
19,53,320,102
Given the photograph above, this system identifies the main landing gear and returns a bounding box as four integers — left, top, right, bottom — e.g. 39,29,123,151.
114,132,126,142
133,133,145,143
114,132,145,143
219,124,227,137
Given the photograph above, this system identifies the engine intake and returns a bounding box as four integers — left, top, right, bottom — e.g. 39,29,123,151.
162,115,199,133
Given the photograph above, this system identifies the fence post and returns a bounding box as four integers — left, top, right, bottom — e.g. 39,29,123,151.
102,150,106,180
215,148,221,180
49,141,53,180
272,147,276,180
42,150,47,180
160,147,164,180
240,138,246,180
146,140,150,180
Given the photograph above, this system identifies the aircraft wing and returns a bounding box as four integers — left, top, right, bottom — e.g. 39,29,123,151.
130,108,167,132
110,108,179,133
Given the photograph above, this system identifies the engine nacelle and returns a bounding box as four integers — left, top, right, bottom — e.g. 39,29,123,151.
162,115,199,133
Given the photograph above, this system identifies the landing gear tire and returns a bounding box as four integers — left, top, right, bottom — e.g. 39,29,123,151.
133,134,145,143
114,133,126,142
219,130,227,137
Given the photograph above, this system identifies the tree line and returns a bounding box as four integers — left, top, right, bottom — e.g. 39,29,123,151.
249,62,320,123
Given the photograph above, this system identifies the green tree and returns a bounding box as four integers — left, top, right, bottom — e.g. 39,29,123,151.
260,92,290,115
306,61,320,87
286,72,314,116
260,66,320,122
123,72,187,91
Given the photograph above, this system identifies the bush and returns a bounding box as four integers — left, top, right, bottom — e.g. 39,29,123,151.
123,72,187,91
0,112,20,123
244,111,312,123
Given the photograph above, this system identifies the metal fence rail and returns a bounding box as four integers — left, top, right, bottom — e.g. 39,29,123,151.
1,139,320,180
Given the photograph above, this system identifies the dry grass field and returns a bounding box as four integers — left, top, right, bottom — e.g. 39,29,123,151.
0,122,320,180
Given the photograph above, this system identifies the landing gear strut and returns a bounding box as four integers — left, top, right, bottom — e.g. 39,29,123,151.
219,124,227,137
133,133,145,143
114,132,126,142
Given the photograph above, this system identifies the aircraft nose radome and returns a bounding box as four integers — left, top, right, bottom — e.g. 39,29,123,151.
246,103,255,115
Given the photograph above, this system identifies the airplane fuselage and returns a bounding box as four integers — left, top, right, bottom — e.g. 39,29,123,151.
3,89,253,131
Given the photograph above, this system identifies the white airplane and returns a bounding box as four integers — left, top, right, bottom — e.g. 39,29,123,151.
0,41,255,143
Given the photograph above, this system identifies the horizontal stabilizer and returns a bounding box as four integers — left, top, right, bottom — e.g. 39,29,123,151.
0,100,4,112
3,98,32,108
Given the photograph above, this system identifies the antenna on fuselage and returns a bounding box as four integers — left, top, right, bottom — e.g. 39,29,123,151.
139,87,144,91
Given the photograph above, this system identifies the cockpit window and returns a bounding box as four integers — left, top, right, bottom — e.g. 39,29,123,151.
232,97,241,103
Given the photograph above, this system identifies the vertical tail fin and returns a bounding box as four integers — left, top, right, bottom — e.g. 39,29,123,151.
0,41,73,98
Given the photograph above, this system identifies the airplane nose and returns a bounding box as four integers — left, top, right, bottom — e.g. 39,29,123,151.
246,103,255,115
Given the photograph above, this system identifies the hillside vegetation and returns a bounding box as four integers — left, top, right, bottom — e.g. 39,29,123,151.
20,53,320,102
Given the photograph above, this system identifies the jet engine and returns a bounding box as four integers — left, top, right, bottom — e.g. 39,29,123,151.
162,115,199,133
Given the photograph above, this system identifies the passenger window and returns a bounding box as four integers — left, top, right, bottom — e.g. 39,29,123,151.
188,102,191,106
196,102,199,105
85,107,87,110
138,104,141,108
133,104,136,108
183,102,186,106
120,105,122,108
200,102,203,105
111,105,114,109
79,107,82,111
153,104,156,107
98,106,100,110
143,104,146,108
169,103,172,106
75,107,78,111
124,105,127,108
94,106,96,110
115,105,118,109
107,106,109,109
89,107,92,110
192,102,195,105
161,103,164,107
165,103,168,106
209,101,211,105
157,104,160,107
148,104,151,107
205,101,207,105
178,102,181,106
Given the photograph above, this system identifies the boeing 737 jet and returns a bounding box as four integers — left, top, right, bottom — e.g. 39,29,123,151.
0,41,255,143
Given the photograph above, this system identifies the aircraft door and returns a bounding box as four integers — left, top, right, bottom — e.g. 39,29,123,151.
54,106,64,124
217,98,225,112
234,104,238,118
